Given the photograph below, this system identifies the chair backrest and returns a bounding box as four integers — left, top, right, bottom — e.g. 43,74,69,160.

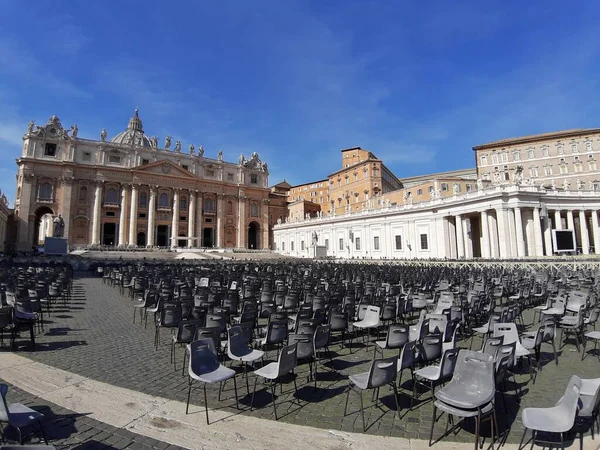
419,334,442,363
160,304,182,327
493,323,519,346
553,376,582,431
228,325,252,358
481,335,504,358
176,319,204,344
497,341,517,368
427,314,447,335
277,343,298,376
439,347,460,380
362,306,381,326
288,333,314,360
189,338,220,376
386,324,409,349
265,321,288,344
399,340,417,371
313,324,331,350
436,350,494,409
367,356,397,389
193,327,221,351
0,384,10,422
329,311,348,331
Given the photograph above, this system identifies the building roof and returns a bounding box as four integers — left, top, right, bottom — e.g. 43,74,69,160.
473,128,600,150
110,109,153,148
289,179,329,189
271,180,292,189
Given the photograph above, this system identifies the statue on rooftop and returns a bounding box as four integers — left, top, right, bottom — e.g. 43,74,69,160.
189,144,195,155
27,121,34,133
100,128,107,141
174,140,181,152
165,136,172,149
198,145,204,157
218,150,223,162
71,124,78,138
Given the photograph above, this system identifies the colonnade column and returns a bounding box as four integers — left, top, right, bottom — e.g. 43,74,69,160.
532,207,544,257
554,210,563,230
147,187,156,247
171,189,180,248
455,215,465,259
514,207,526,257
488,213,499,258
217,194,224,247
118,185,129,247
567,210,575,232
237,194,246,248
592,211,600,255
507,209,517,257
480,210,490,258
495,207,509,258
197,193,203,246
543,215,553,256
128,184,138,246
188,191,196,248
579,210,590,255
91,182,103,245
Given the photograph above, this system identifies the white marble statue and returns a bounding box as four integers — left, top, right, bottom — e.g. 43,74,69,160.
577,179,584,190
189,144,195,155
71,124,78,138
513,165,523,185
174,140,181,152
165,136,172,149
563,179,570,191
198,145,204,157
100,129,107,141
218,150,223,162
28,121,34,133
476,178,484,190
452,183,460,195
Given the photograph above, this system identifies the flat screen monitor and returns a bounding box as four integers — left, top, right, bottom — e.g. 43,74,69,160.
552,229,576,252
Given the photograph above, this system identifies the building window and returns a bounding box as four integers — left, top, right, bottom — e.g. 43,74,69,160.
544,165,553,176
480,155,488,165
513,151,521,161
227,173,234,181
466,184,472,192
339,238,344,250
204,198,214,212
82,152,92,162
206,169,215,177
301,241,305,250
227,200,233,215
105,188,118,205
159,193,169,208
44,143,57,157
559,164,568,174
250,203,259,217
355,237,361,250
180,196,187,211
291,241,294,251
571,143,579,153
282,242,285,251
139,193,147,208
586,142,593,152
138,213,147,219
373,236,380,250
395,235,402,250
142,159,150,165
106,211,116,217
557,145,565,156
250,174,258,184
501,152,508,163
590,161,598,171
527,148,536,159
541,147,549,157
492,154,499,164
574,162,583,173
529,166,539,177
420,234,428,250
441,183,448,191
39,182,52,200
78,186,88,203
108,154,122,164
325,239,329,250
182,165,189,171
593,181,600,191
503,172,510,181
417,188,423,195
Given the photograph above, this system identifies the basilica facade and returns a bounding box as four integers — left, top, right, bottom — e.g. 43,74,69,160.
14,111,272,251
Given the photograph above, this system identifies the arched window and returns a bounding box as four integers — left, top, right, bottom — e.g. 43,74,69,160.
250,203,259,217
204,198,214,212
39,182,52,200
105,188,118,204
180,196,187,211
227,200,233,215
159,193,169,207
139,192,148,209
78,186,88,203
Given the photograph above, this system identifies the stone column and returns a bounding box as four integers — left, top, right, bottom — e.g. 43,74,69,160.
188,191,196,248
217,194,224,247
480,210,490,258
455,215,465,258
237,194,246,248
91,182,103,245
59,177,74,242
118,185,129,247
592,211,600,255
463,217,473,258
147,187,156,247
543,216,553,256
128,184,138,246
262,199,270,249
507,208,518,257
488,212,499,258
567,210,575,234
514,207,526,257
554,210,563,230
197,193,203,246
171,189,180,248
16,174,35,251
532,207,544,257
495,207,509,258
579,210,590,255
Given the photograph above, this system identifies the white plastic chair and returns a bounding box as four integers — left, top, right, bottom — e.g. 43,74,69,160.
353,305,381,344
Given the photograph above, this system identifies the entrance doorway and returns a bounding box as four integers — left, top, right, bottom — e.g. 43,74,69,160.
156,225,169,247
137,232,146,247
102,223,117,246
248,222,260,250
33,206,55,247
203,228,214,248
178,235,187,247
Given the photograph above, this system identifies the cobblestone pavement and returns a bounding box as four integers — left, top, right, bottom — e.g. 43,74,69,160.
6,273,600,446
0,382,189,450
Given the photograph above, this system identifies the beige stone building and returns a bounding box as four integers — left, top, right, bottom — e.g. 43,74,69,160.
14,111,273,251
473,128,600,190
0,190,11,253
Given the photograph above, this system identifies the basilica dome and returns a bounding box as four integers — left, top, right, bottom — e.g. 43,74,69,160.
110,109,153,147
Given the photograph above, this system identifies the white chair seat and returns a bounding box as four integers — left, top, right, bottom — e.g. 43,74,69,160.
254,362,280,380
191,364,236,384
584,331,600,340
229,348,264,363
415,365,441,381
354,319,381,329
349,371,370,389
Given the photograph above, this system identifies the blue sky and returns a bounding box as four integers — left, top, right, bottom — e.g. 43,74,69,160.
1,1,600,205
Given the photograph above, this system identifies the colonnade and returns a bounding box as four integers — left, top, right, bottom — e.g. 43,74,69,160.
449,206,600,258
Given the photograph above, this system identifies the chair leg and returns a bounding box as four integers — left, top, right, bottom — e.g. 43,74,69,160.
429,403,437,446
344,385,351,416
186,379,192,414
251,376,259,411
203,384,210,425
392,383,400,417
270,381,278,420
518,427,528,450
359,390,366,432
232,376,239,410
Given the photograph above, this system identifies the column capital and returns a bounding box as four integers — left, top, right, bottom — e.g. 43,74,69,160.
92,180,104,187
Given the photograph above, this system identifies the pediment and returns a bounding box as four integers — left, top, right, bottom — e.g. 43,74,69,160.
133,160,196,178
